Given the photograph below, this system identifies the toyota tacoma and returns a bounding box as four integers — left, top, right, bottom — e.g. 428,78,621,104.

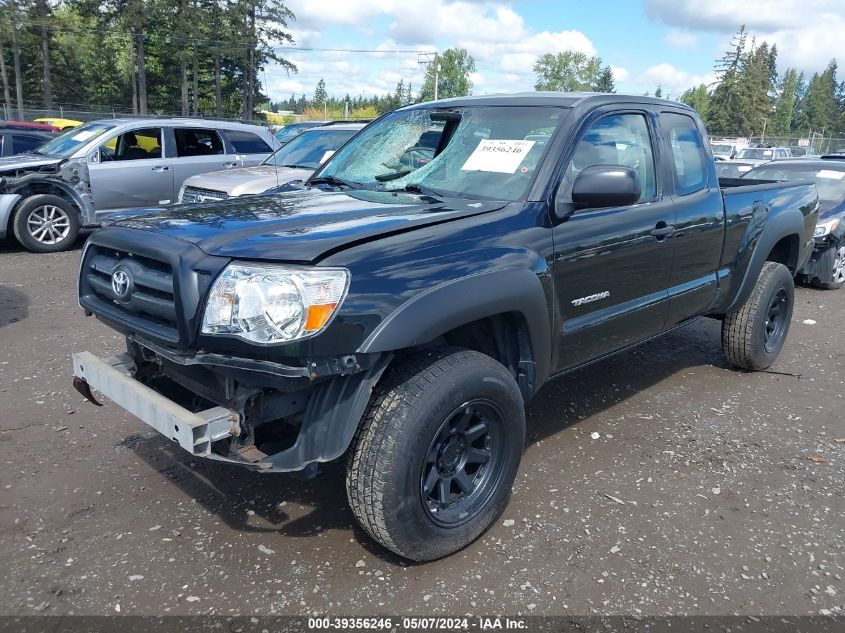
72,93,819,561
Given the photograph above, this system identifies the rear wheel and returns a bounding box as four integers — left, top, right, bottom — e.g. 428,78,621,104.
346,348,525,562
722,262,794,370
12,194,80,253
813,243,845,290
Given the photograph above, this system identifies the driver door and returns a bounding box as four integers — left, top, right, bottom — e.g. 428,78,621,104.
551,111,676,372
88,126,174,217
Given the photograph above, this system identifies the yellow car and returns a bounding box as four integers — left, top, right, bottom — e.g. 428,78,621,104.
33,117,83,131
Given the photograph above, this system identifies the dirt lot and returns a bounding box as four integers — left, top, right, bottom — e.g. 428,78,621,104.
0,235,843,617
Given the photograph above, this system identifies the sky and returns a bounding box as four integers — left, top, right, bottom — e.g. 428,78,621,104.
264,0,845,104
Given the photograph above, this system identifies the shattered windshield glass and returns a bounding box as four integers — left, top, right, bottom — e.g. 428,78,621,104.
314,106,566,200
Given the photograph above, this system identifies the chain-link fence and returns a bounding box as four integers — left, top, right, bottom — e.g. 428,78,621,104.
0,102,267,126
711,134,845,155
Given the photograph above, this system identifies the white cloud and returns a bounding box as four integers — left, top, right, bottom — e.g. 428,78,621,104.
270,0,598,97
635,63,716,96
665,29,697,47
610,66,630,83
644,0,845,72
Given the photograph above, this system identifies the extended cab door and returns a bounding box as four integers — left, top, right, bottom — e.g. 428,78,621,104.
551,110,676,371
658,111,724,326
88,126,174,216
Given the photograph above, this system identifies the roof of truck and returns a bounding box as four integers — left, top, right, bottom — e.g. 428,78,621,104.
403,91,696,111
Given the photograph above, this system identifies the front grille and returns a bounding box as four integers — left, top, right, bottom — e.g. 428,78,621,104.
83,246,179,341
182,187,229,203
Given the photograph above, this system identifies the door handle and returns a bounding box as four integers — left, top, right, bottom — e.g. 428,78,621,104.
151,165,170,172
223,162,238,168
650,222,675,240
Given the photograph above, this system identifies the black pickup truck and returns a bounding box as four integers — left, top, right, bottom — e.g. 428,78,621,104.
72,93,818,561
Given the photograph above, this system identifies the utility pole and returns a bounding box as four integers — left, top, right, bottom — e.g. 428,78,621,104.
418,51,439,101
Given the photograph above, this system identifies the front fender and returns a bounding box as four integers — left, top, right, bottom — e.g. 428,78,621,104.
357,268,552,386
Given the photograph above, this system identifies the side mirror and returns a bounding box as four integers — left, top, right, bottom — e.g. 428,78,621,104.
88,149,100,164
571,164,641,209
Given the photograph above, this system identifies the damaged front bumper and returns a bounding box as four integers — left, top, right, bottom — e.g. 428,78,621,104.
71,346,390,474
72,352,243,461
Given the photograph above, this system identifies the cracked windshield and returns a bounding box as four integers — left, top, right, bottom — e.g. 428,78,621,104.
317,106,565,200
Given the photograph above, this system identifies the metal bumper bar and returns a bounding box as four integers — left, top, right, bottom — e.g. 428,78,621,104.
72,351,238,457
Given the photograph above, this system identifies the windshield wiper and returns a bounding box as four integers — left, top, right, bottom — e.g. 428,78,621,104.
278,163,312,169
388,183,448,198
308,175,359,190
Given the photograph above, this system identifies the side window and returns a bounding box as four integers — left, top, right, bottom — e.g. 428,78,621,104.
174,128,225,157
225,130,272,154
662,113,707,195
12,134,44,154
99,127,163,161
568,113,656,203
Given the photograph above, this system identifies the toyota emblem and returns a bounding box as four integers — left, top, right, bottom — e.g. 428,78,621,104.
111,268,132,300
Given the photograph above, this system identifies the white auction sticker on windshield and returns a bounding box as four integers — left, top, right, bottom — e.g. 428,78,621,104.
817,169,845,180
319,150,335,164
71,130,97,142
461,139,536,174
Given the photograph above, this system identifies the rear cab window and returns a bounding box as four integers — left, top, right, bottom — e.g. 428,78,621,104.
225,130,272,154
661,112,708,196
174,128,225,157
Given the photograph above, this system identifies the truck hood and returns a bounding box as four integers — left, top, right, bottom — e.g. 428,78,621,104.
184,165,312,197
110,188,508,262
0,153,62,173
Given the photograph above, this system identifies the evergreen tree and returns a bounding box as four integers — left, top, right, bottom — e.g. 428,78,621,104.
594,65,615,93
804,60,839,132
772,68,798,135
706,25,748,134
680,84,710,119
313,78,327,105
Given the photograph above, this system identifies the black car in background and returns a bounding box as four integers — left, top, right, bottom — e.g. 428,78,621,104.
744,159,845,289
0,127,56,157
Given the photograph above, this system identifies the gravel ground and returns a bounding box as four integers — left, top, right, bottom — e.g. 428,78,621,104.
0,236,843,617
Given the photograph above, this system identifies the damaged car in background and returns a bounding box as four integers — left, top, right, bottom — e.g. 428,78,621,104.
0,118,279,253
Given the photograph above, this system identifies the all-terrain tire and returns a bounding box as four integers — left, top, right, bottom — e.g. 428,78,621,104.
12,194,81,253
346,347,525,562
722,262,794,370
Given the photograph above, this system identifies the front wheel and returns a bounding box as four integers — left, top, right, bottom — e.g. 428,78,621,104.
346,348,525,562
12,194,81,253
722,262,795,370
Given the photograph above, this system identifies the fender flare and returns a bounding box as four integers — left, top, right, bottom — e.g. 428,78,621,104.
357,268,552,387
723,208,807,314
261,354,392,472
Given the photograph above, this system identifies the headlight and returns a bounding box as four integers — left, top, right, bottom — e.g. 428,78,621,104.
201,264,349,344
814,218,840,238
